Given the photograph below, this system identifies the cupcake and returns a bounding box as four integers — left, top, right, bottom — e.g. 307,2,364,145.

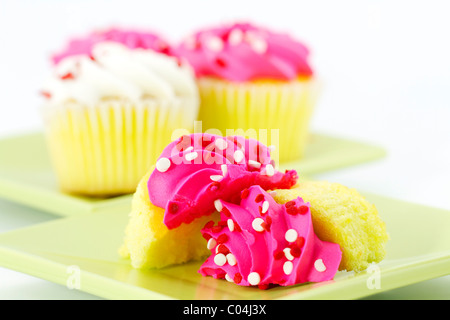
120,133,388,288
176,22,318,163
41,28,199,196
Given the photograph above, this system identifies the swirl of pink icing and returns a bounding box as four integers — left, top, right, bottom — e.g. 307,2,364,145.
147,133,298,229
199,186,342,287
52,28,173,64
175,22,313,82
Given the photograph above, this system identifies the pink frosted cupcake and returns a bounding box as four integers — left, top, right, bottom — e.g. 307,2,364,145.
176,22,318,163
41,28,199,196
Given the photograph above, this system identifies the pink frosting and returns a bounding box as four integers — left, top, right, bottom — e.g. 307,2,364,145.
52,28,173,64
175,22,313,82
199,186,342,287
147,133,298,229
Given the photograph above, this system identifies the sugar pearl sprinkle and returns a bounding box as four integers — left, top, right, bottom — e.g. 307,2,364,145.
155,157,171,172
227,219,235,232
314,259,327,272
206,36,224,52
283,261,294,275
248,160,261,169
283,248,294,261
184,151,198,161
214,138,228,150
210,175,223,182
228,29,244,45
214,253,227,266
247,272,261,286
214,199,223,212
220,164,228,176
226,253,237,266
252,218,265,232
264,164,275,177
233,150,245,163
261,201,269,214
225,274,234,282
285,229,298,243
207,238,217,250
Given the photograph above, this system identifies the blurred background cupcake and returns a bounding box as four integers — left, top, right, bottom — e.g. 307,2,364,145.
176,22,318,164
41,28,199,196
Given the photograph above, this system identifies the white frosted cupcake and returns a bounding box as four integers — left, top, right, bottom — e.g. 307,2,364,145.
41,30,199,196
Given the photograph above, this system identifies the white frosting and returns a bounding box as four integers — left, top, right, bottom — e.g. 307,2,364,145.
41,42,198,106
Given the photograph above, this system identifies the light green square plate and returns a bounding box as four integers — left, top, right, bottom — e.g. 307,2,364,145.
0,193,448,300
0,132,385,217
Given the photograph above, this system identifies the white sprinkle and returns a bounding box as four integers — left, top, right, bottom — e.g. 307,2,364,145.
261,201,269,214
214,199,223,212
264,164,275,176
215,244,222,254
207,238,217,250
269,190,277,197
283,248,294,261
285,229,298,242
252,218,265,232
221,164,228,176
228,29,244,45
227,219,235,232
206,36,224,52
210,175,223,182
283,261,294,275
155,157,171,172
314,259,327,272
185,151,198,161
184,146,194,152
247,272,261,286
250,37,268,54
233,150,245,163
248,159,261,169
226,253,237,266
225,274,234,282
214,253,227,266
215,138,228,150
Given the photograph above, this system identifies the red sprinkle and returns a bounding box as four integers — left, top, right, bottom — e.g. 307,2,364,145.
234,273,243,284
290,246,302,258
255,194,265,203
60,72,75,80
175,135,192,151
261,221,270,232
298,205,309,215
258,284,270,290
273,250,285,260
234,222,242,232
218,221,228,227
202,233,212,241
286,206,298,215
296,236,305,248
168,202,179,214
217,244,230,255
217,233,228,244
40,91,52,99
241,189,250,199
221,207,231,217
204,220,215,229
216,58,227,67
211,225,224,233
285,201,296,208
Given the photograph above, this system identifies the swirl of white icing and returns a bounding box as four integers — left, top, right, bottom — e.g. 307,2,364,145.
41,42,198,106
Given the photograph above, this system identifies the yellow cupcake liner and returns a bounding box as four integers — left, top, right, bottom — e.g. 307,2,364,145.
197,77,318,163
42,98,197,196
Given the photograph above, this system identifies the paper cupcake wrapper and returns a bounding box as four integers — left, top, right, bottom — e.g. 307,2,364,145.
197,77,318,163
42,98,197,196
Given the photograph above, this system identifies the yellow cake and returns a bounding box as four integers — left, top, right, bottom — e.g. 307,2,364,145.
272,181,389,272
119,169,219,269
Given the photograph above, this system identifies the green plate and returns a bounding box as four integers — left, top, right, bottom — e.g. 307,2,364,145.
0,193,448,300
0,132,385,217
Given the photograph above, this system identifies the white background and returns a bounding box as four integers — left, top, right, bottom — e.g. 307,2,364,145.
0,0,449,299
